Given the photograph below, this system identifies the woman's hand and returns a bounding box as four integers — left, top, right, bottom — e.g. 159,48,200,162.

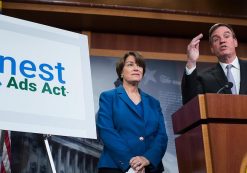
129,156,150,172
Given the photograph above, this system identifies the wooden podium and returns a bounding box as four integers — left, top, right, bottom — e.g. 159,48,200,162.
172,94,247,173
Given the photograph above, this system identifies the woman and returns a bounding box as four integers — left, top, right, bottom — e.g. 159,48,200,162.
97,51,168,173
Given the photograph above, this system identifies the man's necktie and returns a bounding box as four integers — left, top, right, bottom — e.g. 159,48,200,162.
226,64,237,94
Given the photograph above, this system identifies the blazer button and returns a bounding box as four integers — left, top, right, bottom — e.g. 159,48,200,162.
139,136,144,141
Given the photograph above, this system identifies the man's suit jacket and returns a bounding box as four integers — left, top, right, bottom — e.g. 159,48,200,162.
97,85,168,172
182,59,247,104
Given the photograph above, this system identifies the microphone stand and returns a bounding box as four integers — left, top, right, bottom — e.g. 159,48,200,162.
216,82,233,94
216,87,226,94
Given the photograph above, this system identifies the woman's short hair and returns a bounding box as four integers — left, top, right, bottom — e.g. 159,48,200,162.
116,51,146,81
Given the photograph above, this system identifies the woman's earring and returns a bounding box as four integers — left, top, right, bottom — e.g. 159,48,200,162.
121,74,124,78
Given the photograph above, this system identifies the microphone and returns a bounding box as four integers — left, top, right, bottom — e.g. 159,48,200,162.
216,82,233,94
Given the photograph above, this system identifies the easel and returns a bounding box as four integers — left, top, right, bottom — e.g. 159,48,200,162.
43,135,57,173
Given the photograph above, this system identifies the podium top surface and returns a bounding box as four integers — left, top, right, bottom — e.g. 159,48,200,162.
172,94,247,134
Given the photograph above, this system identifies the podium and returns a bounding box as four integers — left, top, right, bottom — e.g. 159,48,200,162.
172,94,247,173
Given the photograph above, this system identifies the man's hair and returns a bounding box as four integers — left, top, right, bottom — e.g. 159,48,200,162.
209,23,236,43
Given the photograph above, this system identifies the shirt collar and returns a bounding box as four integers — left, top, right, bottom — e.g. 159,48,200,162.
219,57,240,70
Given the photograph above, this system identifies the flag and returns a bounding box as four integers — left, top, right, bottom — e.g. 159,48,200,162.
0,131,11,173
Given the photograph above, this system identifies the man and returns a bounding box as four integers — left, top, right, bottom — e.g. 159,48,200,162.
181,23,247,104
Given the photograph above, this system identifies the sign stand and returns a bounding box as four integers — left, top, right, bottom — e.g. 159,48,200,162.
44,134,57,173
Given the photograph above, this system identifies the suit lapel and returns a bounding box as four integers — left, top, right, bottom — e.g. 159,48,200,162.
140,90,149,123
239,59,247,94
117,86,142,117
211,63,231,94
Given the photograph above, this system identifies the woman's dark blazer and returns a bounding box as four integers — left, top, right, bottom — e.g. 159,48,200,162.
97,85,168,172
